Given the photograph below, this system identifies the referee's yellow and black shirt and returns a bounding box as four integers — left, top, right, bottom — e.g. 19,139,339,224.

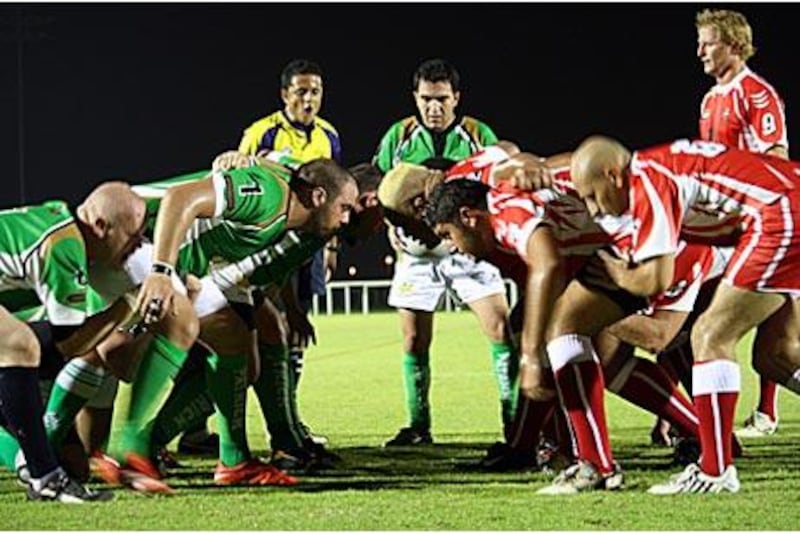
238,110,342,163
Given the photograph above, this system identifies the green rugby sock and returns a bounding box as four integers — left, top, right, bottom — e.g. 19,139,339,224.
149,360,215,450
0,426,20,471
402,352,430,430
45,359,106,448
253,343,305,451
113,334,188,459
489,341,519,425
206,353,249,466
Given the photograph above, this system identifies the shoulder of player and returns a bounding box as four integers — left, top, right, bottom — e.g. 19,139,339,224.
313,116,340,136
242,111,284,136
699,87,715,106
242,164,293,188
225,166,293,220
738,69,783,100
381,116,420,139
37,217,86,265
458,116,496,142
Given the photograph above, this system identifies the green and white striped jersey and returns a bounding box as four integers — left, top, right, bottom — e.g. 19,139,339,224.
373,115,498,173
0,201,88,325
132,164,293,277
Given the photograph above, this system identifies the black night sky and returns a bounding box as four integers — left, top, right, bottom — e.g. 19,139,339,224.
1,2,798,279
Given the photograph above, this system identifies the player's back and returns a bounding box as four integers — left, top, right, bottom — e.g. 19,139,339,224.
0,201,78,289
630,139,800,246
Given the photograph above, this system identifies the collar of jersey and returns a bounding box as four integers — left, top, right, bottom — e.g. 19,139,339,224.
281,110,316,134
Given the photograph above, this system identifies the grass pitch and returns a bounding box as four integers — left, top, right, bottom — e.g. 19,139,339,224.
1,311,799,530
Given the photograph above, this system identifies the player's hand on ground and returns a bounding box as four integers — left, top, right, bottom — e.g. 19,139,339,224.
492,153,553,190
287,308,316,348
136,273,176,324
211,151,253,171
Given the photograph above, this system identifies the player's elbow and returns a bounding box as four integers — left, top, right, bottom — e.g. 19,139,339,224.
495,140,520,156
527,254,564,293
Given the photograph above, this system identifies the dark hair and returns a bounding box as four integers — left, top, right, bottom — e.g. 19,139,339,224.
281,59,323,88
421,157,458,171
412,58,460,92
424,180,489,226
295,159,354,198
347,163,383,195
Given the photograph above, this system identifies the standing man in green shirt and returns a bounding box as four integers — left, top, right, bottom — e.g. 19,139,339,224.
374,59,517,446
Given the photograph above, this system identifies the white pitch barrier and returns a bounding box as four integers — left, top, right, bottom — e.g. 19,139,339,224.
312,278,519,316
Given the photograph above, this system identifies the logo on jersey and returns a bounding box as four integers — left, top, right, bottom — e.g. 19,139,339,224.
239,171,265,196
761,113,777,136
661,279,688,300
75,269,88,286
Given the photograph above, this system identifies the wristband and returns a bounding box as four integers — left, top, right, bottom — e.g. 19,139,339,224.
151,261,174,277
326,245,340,252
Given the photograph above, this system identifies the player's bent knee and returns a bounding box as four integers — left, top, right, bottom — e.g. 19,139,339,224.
0,326,41,367
160,295,200,350
690,319,734,362
478,314,507,344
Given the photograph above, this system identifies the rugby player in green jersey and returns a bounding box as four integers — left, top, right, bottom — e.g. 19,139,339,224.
86,159,357,491
149,158,383,474
0,182,146,502
137,158,357,319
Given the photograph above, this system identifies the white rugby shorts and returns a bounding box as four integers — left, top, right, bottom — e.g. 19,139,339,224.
388,250,506,312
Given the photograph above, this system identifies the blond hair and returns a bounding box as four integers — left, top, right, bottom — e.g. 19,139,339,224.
696,9,756,61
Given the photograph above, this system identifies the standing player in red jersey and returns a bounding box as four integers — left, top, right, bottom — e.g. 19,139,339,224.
570,136,800,494
695,8,790,437
697,9,788,159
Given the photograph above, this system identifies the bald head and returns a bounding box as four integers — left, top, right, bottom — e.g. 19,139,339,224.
377,163,444,218
79,181,146,230
570,136,631,190
78,181,147,266
570,136,632,218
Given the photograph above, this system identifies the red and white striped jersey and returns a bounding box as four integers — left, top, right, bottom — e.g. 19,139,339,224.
648,243,731,313
444,145,510,185
486,175,612,264
445,147,625,264
699,67,788,154
625,139,800,262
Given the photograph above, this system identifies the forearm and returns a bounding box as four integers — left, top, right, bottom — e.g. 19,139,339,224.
152,182,216,267
520,260,565,362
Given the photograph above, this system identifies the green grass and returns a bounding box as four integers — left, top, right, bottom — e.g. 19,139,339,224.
2,311,800,530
